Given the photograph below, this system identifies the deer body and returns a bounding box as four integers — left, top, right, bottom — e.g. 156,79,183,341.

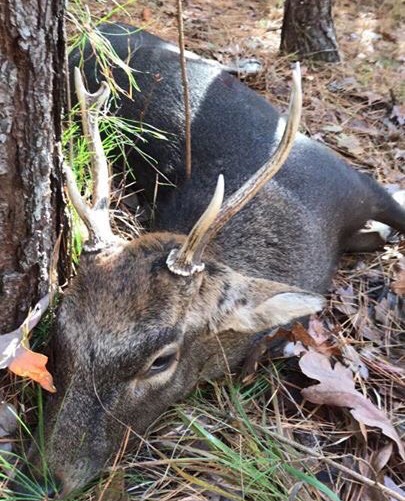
18,24,405,497
69,23,405,292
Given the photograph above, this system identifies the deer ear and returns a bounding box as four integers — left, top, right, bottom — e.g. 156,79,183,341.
217,278,325,335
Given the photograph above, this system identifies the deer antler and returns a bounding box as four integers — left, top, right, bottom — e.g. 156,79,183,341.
168,62,302,275
64,68,119,252
167,174,224,275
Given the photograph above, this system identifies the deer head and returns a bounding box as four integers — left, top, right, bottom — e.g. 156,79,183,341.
26,65,324,497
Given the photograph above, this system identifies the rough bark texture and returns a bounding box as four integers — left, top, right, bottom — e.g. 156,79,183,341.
280,0,340,62
0,0,67,333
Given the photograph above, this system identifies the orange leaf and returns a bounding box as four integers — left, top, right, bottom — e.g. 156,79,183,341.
8,346,56,393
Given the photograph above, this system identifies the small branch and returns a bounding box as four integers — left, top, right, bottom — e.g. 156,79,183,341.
176,0,192,180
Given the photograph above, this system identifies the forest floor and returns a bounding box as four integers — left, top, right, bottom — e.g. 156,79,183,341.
2,0,404,500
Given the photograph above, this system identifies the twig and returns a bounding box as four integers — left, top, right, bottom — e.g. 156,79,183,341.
176,0,192,179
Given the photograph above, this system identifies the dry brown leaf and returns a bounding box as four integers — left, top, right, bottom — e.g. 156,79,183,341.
357,444,394,501
291,323,339,356
372,443,393,473
242,328,290,380
391,257,405,296
335,284,358,316
307,317,330,345
337,134,364,157
361,348,405,377
142,7,152,22
341,344,369,379
0,294,56,393
384,476,405,499
299,351,405,460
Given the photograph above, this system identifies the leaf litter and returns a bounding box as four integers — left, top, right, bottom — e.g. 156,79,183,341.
299,350,404,461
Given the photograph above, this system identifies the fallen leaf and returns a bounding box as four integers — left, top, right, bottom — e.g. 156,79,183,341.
337,134,364,157
380,31,398,43
359,324,382,343
307,317,331,345
242,328,290,380
335,284,358,316
357,444,393,501
391,257,405,296
142,7,152,22
384,475,405,499
347,119,379,136
1,294,56,392
291,323,339,356
341,344,369,379
0,294,50,369
299,351,405,460
372,443,393,473
8,346,56,393
322,124,343,133
360,348,404,378
328,77,358,93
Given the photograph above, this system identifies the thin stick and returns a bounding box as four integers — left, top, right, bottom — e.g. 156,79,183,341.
176,0,192,180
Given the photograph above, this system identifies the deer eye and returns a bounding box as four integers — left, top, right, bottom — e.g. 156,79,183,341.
145,346,179,377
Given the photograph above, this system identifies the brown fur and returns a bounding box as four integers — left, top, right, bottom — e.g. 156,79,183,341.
25,233,323,495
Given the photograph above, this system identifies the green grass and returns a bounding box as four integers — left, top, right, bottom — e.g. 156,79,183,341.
117,376,341,501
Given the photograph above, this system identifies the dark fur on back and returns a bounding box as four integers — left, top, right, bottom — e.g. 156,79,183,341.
69,23,405,292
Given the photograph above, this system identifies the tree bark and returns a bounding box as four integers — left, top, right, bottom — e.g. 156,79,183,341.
280,0,340,62
0,0,67,333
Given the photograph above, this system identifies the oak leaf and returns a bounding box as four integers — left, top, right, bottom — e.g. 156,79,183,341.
291,322,339,356
299,351,405,460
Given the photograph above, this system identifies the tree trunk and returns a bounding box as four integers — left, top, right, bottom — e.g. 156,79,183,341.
0,0,67,333
280,0,340,62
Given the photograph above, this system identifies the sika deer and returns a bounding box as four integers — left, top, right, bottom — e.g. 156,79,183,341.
17,64,325,498
19,25,405,497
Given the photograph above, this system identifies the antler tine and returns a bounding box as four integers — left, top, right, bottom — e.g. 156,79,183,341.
63,68,118,252
167,174,224,275
167,63,302,276
206,62,302,241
